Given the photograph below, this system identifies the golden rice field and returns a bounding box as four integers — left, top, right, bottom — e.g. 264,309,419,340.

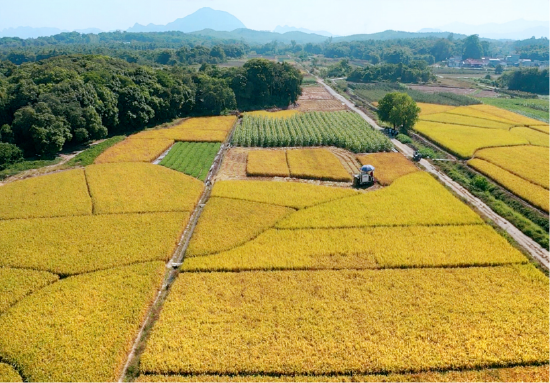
245,110,300,118
0,169,92,220
137,365,550,382
414,120,528,158
277,172,483,229
0,363,22,383
469,104,545,126
0,262,165,382
287,148,352,182
446,106,518,125
94,138,174,164
510,127,549,147
468,159,549,212
0,268,59,313
0,212,188,275
420,112,512,129
85,163,203,214
416,102,456,116
357,152,418,185
246,150,290,177
130,116,236,142
140,265,548,376
473,146,549,189
182,224,526,272
186,197,293,257
527,124,550,133
211,180,358,209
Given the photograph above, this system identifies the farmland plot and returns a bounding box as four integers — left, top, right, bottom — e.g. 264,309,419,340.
287,148,352,182
94,138,174,164
130,116,236,142
357,152,418,185
246,150,290,177
160,142,221,181
0,268,59,313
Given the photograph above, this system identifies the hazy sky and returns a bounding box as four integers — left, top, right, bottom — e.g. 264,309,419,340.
0,0,548,34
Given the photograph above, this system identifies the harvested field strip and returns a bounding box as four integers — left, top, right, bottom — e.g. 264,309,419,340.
140,266,549,376
0,169,92,220
0,268,59,313
160,142,221,181
93,138,174,164
0,212,189,275
420,113,512,129
287,148,352,182
182,224,526,272
469,104,545,126
136,365,550,382
0,363,22,382
186,197,294,257
510,127,549,147
414,120,528,158
246,150,290,177
85,163,203,214
473,146,549,189
0,262,165,382
357,152,418,185
468,159,549,212
277,172,483,229
211,180,358,209
245,110,300,118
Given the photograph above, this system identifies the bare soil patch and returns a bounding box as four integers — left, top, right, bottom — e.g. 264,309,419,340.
291,85,348,112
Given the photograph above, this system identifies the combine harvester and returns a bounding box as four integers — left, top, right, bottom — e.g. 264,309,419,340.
353,164,375,187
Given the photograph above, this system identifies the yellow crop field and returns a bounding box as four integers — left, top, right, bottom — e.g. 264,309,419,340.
277,172,482,229
186,197,293,257
357,152,418,185
182,224,526,272
247,150,290,177
287,149,352,182
468,159,549,212
528,124,550,133
0,268,59,313
137,365,550,382
446,106,517,124
0,262,165,382
414,120,528,158
94,138,174,164
420,113,512,129
245,110,300,118
85,163,203,214
417,102,456,116
0,363,22,382
211,180,358,209
140,265,548,376
469,104,545,126
474,146,549,189
0,169,92,220
0,212,188,275
130,116,236,142
511,127,549,147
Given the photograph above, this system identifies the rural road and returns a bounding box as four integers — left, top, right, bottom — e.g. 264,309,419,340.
318,78,550,269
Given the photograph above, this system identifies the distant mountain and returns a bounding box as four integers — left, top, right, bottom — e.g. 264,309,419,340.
420,19,549,40
127,7,246,33
274,25,336,37
333,30,467,42
0,26,104,39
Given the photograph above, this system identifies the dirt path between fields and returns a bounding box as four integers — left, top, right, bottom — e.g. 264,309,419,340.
318,78,549,269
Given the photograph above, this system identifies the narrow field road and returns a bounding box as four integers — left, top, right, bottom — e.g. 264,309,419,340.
317,78,550,269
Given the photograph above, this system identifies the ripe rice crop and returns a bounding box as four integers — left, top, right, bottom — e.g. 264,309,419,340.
446,106,517,124
245,110,300,118
286,149,352,182
511,127,549,147
420,113,512,129
131,116,236,142
468,159,549,212
186,197,293,257
277,172,482,229
0,363,21,382
0,268,59,313
136,365,550,382
211,180,358,209
474,146,549,189
0,169,92,220
417,102,456,116
0,262,165,382
182,225,526,272
232,111,392,153
414,120,528,158
160,142,221,181
470,104,544,126
85,163,203,214
246,150,290,177
0,212,188,275
357,152,418,185
94,138,174,164
528,124,550,133
140,266,548,376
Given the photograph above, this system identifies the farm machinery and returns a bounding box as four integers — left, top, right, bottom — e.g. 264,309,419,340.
353,164,375,187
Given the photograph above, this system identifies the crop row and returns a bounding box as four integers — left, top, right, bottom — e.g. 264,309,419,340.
160,142,221,181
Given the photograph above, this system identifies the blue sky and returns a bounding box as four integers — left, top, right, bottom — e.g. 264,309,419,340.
0,0,548,35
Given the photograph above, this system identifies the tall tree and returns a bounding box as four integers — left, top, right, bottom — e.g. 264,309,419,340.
463,35,483,59
377,92,420,132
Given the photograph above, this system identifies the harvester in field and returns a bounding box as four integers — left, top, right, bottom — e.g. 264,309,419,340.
353,164,375,187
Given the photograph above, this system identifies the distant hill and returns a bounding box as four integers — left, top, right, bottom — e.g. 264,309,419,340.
0,26,103,39
333,30,468,42
420,19,549,40
189,28,329,45
273,25,336,37
128,7,246,33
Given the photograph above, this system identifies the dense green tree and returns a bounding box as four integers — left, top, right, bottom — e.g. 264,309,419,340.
431,39,452,62
0,142,22,169
377,92,420,132
463,35,483,59
498,68,549,94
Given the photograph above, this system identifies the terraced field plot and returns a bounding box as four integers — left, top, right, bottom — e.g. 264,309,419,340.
510,127,549,147
130,116,236,142
357,152,418,185
160,142,221,181
246,150,290,177
94,138,174,164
